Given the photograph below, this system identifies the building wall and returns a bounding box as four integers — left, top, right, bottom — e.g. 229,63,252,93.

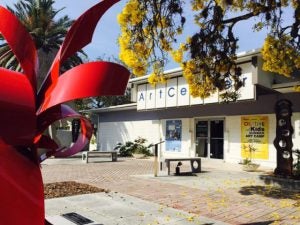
98,92,300,123
225,114,277,167
256,56,295,88
255,56,275,88
98,112,300,168
97,92,300,168
98,120,160,151
159,118,192,158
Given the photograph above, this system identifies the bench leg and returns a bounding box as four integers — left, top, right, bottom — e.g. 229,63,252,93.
82,153,88,163
190,159,201,173
85,153,89,163
112,153,117,162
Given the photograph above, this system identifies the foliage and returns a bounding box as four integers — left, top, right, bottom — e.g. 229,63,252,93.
114,137,153,157
75,88,131,110
91,92,131,108
241,158,252,165
0,0,84,82
118,0,184,80
242,144,259,165
75,55,132,110
119,0,300,101
293,149,300,177
90,134,96,145
114,141,134,157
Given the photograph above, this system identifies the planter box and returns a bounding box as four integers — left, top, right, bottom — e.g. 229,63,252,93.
242,163,260,172
133,153,147,159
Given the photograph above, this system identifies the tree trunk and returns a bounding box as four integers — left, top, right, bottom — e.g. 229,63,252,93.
37,49,57,90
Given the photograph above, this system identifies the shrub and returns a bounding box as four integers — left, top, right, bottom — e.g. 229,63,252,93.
114,141,135,157
114,137,153,157
293,149,300,177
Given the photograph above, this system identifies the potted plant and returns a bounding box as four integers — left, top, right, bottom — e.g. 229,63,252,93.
241,144,260,172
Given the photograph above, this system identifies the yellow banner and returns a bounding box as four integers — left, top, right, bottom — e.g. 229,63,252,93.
241,116,269,159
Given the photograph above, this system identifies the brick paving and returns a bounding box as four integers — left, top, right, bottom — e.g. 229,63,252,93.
41,157,300,225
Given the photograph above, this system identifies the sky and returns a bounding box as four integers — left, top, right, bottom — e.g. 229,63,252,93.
0,0,294,70
0,0,126,62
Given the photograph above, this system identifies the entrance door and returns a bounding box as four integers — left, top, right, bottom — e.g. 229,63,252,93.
195,121,208,157
195,119,224,159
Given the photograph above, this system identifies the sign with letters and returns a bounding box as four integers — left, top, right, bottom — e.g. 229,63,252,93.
241,116,269,159
155,83,166,108
177,77,189,106
166,78,177,107
146,84,155,109
137,84,146,110
166,120,182,152
136,63,254,110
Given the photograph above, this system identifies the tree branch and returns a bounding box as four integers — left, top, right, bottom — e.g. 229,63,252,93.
222,3,277,25
222,12,255,25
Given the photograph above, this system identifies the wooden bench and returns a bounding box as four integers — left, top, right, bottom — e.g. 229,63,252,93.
164,157,201,175
82,151,117,163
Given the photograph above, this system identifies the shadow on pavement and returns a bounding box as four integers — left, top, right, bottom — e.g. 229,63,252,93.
240,220,275,225
239,185,299,200
259,174,300,190
87,159,126,163
169,170,211,176
173,172,198,176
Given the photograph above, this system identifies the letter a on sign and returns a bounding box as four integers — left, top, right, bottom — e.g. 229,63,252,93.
137,84,147,110
139,93,145,101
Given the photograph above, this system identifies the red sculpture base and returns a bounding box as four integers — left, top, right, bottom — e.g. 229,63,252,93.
0,142,44,225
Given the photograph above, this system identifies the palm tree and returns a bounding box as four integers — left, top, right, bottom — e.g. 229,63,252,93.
0,0,85,87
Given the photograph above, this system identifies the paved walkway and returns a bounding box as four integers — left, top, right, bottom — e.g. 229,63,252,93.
46,192,229,225
42,157,300,225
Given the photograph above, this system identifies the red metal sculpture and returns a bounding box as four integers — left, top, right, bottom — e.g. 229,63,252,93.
0,1,129,224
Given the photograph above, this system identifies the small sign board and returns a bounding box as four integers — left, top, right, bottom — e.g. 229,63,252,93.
62,212,93,225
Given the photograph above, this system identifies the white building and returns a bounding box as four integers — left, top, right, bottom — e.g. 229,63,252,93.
86,49,300,168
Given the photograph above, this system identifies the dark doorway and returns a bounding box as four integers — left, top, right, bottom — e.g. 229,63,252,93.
195,119,224,159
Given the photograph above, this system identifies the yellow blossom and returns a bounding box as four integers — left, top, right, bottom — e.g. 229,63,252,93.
171,49,183,63
262,35,300,77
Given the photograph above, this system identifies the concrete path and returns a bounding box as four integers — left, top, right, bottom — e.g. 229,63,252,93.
46,192,229,225
42,157,300,225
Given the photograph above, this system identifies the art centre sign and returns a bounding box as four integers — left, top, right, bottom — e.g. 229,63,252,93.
137,62,255,110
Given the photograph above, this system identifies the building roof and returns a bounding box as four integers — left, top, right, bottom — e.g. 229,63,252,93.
272,82,300,93
81,48,300,114
80,103,137,114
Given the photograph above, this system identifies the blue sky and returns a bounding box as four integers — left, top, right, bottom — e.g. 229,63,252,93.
0,0,294,70
0,0,126,63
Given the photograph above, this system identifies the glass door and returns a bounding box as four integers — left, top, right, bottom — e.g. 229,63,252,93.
195,119,224,159
195,121,208,157
210,120,224,159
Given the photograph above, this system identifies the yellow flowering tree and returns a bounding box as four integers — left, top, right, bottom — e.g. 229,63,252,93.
119,0,300,101
118,0,185,81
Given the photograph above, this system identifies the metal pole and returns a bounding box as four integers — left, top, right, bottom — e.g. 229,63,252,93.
153,140,164,177
154,144,158,177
